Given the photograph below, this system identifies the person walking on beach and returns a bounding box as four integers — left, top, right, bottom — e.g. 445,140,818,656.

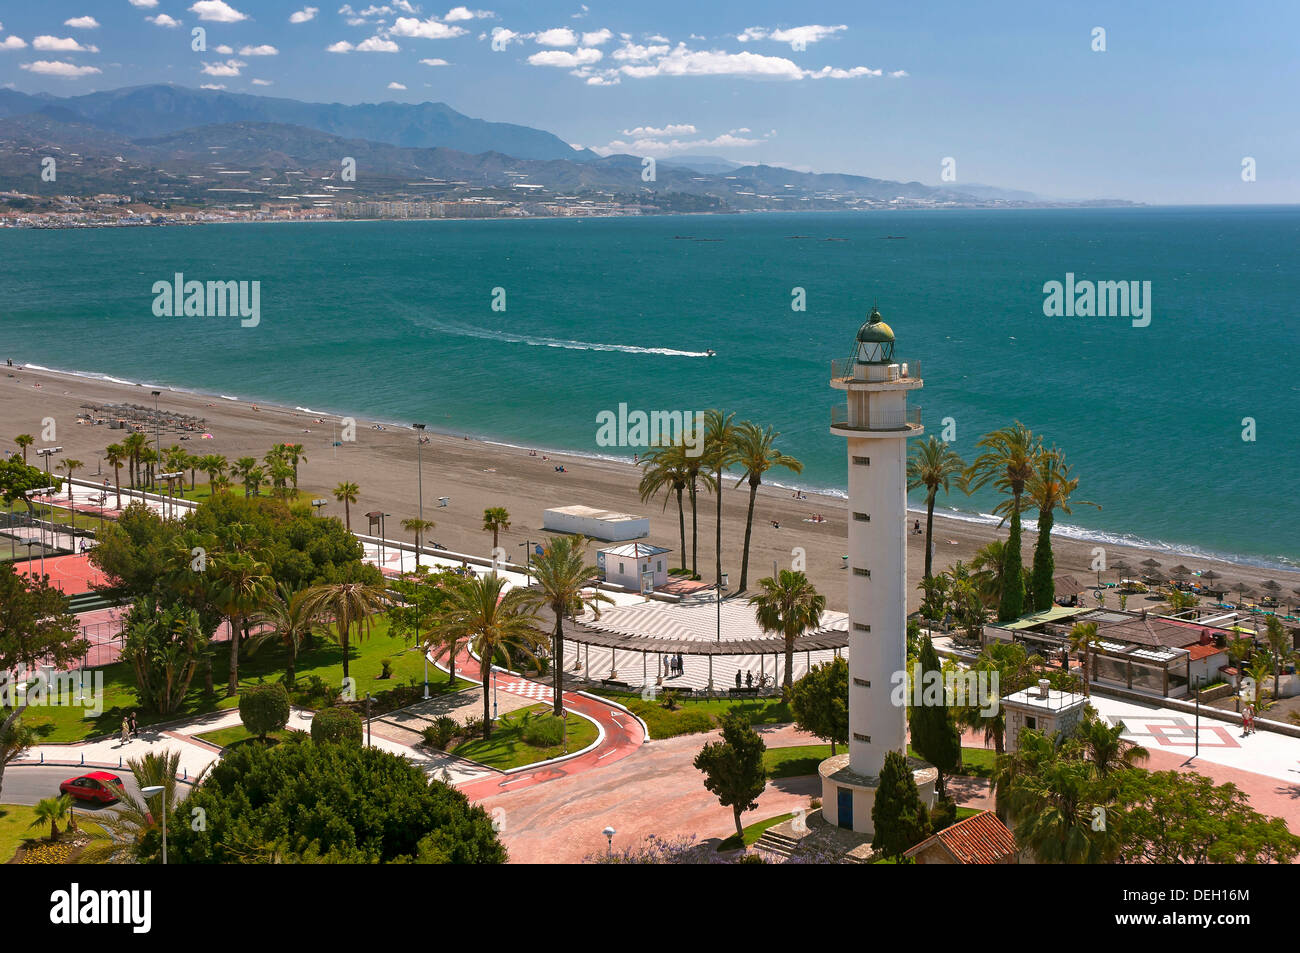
120,717,131,745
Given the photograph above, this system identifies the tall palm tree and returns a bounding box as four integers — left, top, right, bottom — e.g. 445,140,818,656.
482,507,511,552
732,421,802,593
28,794,73,841
267,458,295,500
682,447,711,577
1068,621,1102,696
907,435,966,582
971,540,1009,608
298,581,389,683
1027,446,1098,610
749,569,827,691
401,517,436,568
1004,743,1118,864
1076,715,1149,780
58,458,82,531
638,442,691,571
139,446,158,491
232,457,257,497
527,535,613,715
333,481,359,531
198,454,228,495
83,750,193,864
703,409,739,586
13,433,34,464
281,443,306,488
211,550,273,695
104,442,126,509
435,572,543,739
1263,615,1298,701
248,582,316,688
122,431,147,489
965,422,1042,621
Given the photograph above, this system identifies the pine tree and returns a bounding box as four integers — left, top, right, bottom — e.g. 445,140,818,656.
871,749,932,863
908,635,962,799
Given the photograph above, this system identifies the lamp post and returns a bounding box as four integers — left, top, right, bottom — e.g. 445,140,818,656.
414,424,426,570
518,540,536,584
365,693,372,747
602,825,616,859
151,391,162,483
1193,674,1202,759
710,572,728,691
140,784,167,865
25,488,55,578
491,665,499,722
311,498,327,516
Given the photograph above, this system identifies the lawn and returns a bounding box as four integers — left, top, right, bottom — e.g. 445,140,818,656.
717,811,794,852
590,689,793,739
761,743,997,779
193,725,300,748
452,704,599,770
20,616,468,743
0,804,106,863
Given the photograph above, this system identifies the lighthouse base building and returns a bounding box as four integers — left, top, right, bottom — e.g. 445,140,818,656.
820,307,936,835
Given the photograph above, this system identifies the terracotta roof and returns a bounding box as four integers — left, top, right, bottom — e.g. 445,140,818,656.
905,811,1018,864
1186,643,1225,661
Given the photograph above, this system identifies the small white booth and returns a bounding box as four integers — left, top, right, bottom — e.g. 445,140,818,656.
543,505,649,541
597,542,671,593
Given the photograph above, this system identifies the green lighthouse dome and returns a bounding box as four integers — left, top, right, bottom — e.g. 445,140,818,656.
857,306,895,344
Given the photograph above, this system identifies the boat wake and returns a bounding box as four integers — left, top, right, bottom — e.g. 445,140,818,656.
416,319,712,358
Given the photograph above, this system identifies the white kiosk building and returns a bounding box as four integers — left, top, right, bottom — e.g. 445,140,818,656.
819,307,937,834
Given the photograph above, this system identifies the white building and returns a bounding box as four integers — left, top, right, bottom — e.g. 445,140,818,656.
819,307,937,835
597,542,671,592
543,505,649,541
1002,680,1089,752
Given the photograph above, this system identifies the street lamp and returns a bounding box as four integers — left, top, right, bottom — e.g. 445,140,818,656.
518,539,536,584
710,572,728,692
151,391,162,477
602,825,616,859
25,487,56,578
365,693,372,747
491,664,499,722
311,498,328,516
140,784,167,865
414,424,426,570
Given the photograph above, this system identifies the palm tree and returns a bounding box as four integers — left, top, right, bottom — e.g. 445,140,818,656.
1076,714,1148,779
970,539,1009,608
965,422,1043,621
401,517,436,568
281,443,306,487
703,409,739,586
13,433,33,464
28,794,73,841
1027,446,1098,610
267,458,294,500
682,448,711,577
83,750,192,864
121,431,147,489
232,457,257,497
139,446,158,491
435,572,543,739
907,435,966,582
333,481,359,531
482,506,511,552
749,570,826,691
638,442,691,571
58,458,82,531
1263,616,1297,701
298,581,389,683
198,454,228,495
1003,738,1118,863
249,582,316,688
1068,621,1102,696
732,422,802,592
104,442,126,509
211,550,273,695
527,535,612,715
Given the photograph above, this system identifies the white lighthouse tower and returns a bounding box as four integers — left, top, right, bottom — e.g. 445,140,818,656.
818,307,936,835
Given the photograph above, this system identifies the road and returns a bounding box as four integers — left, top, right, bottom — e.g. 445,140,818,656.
1,766,143,810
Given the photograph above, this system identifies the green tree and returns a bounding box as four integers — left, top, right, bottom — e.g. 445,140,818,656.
83,750,198,864
167,735,506,863
239,683,290,741
749,570,826,692
907,435,966,582
248,582,316,689
121,431,147,489
1263,615,1298,701
481,506,510,552
957,641,1041,755
637,442,692,572
1068,621,1102,697
702,409,738,586
298,581,389,685
120,597,213,715
965,422,1042,621
731,421,802,592
908,635,961,798
789,656,849,755
527,535,612,716
28,794,73,841
693,710,767,839
311,706,363,746
333,480,359,531
871,749,932,862
211,549,274,695
401,517,437,568
0,456,63,525
13,433,33,464
1027,447,1098,610
1075,712,1148,780
435,573,542,739
104,442,126,510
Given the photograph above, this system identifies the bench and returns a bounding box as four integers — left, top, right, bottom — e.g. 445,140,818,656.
600,678,630,690
727,686,760,697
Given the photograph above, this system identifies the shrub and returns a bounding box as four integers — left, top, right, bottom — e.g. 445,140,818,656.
380,659,393,679
462,715,484,738
423,716,459,750
311,706,363,746
520,712,565,747
239,683,290,740
930,796,958,831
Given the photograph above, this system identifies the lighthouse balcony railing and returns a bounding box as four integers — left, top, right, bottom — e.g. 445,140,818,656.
830,359,921,382
831,405,922,431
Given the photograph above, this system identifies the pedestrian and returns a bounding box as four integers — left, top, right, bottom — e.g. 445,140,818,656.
746,670,753,689
120,717,131,745
735,669,742,689
129,711,139,737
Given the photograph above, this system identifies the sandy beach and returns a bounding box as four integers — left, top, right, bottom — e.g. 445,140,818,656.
4,362,1298,614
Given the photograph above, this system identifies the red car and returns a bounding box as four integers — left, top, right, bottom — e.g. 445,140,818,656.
60,771,124,804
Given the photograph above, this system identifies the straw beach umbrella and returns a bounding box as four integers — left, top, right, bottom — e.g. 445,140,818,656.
1170,564,1192,580
1200,569,1222,593
1231,580,1253,607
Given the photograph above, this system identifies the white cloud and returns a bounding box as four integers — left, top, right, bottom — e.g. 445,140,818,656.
581,28,612,46
215,44,234,53
33,36,99,53
444,6,492,20
189,1,248,24
147,14,182,28
20,60,101,77
63,16,100,29
289,6,319,22
535,27,578,47
619,46,804,80
622,124,697,137
129,0,160,7
201,58,246,76
326,40,355,52
388,81,406,89
592,131,766,157
355,35,400,51
390,17,466,39
0,37,28,51
611,42,667,62
252,78,273,85
239,44,279,55
529,47,601,67
200,83,226,89
419,57,449,66
487,27,521,47
804,65,880,79
769,24,846,45
889,69,908,78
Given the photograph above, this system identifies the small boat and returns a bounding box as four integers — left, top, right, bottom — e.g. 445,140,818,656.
704,349,716,358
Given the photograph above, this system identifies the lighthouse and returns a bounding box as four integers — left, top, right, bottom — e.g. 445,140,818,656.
819,306,937,835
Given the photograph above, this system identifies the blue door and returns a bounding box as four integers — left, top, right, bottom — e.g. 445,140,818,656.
837,787,853,829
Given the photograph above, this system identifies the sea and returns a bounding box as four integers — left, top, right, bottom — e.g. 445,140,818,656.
1,206,1296,569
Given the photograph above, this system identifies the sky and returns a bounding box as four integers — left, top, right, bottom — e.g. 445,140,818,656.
0,0,1296,204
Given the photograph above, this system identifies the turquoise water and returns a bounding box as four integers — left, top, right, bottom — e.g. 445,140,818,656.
1,207,1296,567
